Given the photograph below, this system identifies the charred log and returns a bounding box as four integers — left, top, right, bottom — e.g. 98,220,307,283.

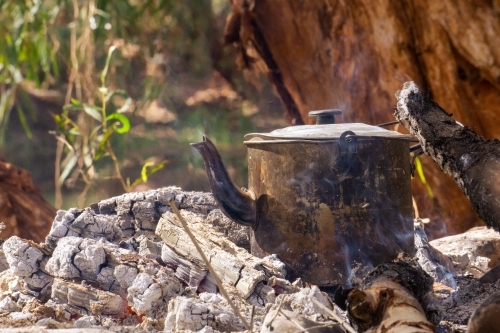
347,260,438,333
395,81,500,232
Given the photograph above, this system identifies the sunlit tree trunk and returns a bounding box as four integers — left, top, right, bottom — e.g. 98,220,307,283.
225,0,500,237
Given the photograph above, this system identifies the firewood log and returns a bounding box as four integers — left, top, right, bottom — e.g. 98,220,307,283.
347,260,438,333
395,81,500,231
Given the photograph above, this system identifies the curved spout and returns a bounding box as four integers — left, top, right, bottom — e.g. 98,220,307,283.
191,136,256,227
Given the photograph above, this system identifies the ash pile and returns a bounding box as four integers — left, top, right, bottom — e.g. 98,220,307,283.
0,189,499,332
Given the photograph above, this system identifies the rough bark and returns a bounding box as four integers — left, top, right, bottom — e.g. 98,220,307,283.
225,0,500,235
395,81,500,232
0,160,55,242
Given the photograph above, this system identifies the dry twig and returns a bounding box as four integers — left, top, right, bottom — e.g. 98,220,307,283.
312,299,357,333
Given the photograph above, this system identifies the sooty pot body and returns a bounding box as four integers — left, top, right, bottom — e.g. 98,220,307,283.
245,138,414,285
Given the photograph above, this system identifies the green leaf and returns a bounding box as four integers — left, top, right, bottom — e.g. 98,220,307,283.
106,113,130,134
130,160,169,188
83,104,103,121
141,161,155,182
414,157,434,198
68,128,81,135
101,45,117,85
95,9,111,18
415,157,426,184
15,105,33,139
117,96,132,113
105,90,132,113
59,153,77,185
94,128,114,161
105,89,129,102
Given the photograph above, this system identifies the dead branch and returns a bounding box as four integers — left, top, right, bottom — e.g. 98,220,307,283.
395,81,500,231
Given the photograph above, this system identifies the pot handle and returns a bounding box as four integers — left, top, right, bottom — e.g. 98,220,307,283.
339,130,358,156
334,131,360,176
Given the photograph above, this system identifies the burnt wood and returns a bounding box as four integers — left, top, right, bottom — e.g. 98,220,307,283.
395,81,500,232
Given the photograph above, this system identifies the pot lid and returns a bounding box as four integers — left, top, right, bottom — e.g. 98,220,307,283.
244,109,415,142
244,123,415,141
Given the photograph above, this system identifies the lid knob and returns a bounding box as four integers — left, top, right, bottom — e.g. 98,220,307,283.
309,109,342,125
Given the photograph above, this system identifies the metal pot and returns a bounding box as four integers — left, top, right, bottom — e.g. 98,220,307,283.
192,110,416,286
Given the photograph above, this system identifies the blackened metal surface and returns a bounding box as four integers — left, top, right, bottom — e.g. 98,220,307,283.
191,136,256,227
246,138,414,286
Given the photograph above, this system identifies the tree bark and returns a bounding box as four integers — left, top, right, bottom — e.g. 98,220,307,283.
225,0,500,236
0,160,55,242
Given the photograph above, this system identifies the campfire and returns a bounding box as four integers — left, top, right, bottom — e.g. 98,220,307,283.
0,82,498,332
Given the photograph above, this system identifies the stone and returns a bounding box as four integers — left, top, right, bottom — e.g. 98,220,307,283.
430,227,500,278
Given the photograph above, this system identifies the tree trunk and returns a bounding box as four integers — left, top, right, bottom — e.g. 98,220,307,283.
225,0,500,236
0,160,55,242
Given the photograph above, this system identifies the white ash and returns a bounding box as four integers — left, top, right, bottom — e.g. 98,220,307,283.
137,236,162,260
23,271,53,292
3,236,44,277
246,281,276,306
113,265,138,290
44,237,84,279
126,270,181,318
414,219,456,287
161,243,210,290
164,295,246,332
0,240,10,273
273,285,334,321
73,315,101,328
0,295,21,313
0,311,37,327
51,278,128,317
261,308,341,333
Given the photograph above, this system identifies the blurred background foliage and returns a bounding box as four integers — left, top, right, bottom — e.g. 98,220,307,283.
0,0,286,209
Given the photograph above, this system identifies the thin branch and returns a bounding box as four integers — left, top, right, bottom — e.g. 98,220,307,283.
249,305,255,332
280,309,307,331
266,297,284,329
54,139,64,209
168,200,251,331
311,299,357,333
107,142,128,192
